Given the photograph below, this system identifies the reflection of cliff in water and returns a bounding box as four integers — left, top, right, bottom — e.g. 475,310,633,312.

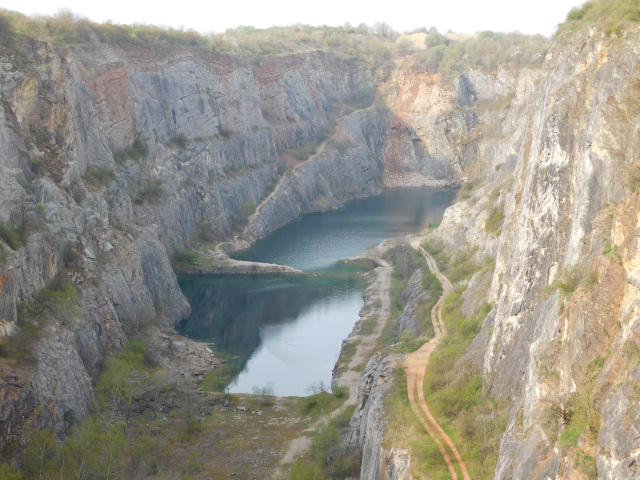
177,272,364,373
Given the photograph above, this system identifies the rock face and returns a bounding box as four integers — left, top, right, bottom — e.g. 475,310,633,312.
3,18,639,480
0,32,476,452
347,352,413,480
422,26,640,479
0,41,394,450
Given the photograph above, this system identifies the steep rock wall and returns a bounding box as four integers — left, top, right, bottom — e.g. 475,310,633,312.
0,40,388,449
425,26,640,479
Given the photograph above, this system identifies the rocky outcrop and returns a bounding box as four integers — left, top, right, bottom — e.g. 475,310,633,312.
0,40,392,451
347,352,411,480
422,25,640,479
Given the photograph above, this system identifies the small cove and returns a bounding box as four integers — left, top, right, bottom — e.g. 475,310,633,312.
177,187,454,396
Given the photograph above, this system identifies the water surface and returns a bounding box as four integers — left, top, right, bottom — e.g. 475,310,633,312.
178,187,454,396
235,188,454,270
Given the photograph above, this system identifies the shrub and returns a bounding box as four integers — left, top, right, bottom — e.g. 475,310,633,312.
0,222,23,250
174,249,199,267
252,383,275,406
547,264,580,300
333,385,348,399
130,177,164,204
83,165,115,189
33,280,77,320
113,136,149,163
170,132,189,148
0,462,23,480
485,206,504,233
139,177,163,202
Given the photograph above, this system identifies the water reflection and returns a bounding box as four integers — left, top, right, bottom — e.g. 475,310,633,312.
177,272,365,395
177,187,454,396
235,187,454,271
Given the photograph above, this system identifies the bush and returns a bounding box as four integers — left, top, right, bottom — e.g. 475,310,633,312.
252,383,275,406
32,280,77,321
333,385,348,399
0,462,23,480
83,165,115,189
485,206,504,233
0,222,23,250
547,264,580,299
559,0,640,35
174,249,199,267
170,132,189,148
113,136,149,163
130,177,164,204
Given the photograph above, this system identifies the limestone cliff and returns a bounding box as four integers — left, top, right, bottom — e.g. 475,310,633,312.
4,13,638,480
0,36,393,450
423,25,640,480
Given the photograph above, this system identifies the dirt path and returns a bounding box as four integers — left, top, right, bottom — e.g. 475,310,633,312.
405,239,471,480
273,261,392,479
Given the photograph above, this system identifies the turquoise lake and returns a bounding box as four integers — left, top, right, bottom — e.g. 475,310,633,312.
177,187,454,396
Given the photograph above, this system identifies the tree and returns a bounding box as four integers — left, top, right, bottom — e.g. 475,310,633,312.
22,429,56,480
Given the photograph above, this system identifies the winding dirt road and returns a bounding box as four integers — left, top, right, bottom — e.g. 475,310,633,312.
405,239,470,480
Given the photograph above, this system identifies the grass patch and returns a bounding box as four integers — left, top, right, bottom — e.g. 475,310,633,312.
286,402,360,480
200,352,241,393
288,141,318,161
385,367,451,479
421,291,507,478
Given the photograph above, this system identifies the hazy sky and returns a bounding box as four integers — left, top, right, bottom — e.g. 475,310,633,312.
1,0,585,37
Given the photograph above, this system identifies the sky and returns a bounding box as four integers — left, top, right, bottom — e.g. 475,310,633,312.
1,0,586,37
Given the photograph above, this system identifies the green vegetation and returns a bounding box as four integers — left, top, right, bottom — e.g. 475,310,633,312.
385,366,451,479
83,165,116,190
412,28,548,83
420,293,505,478
200,352,241,392
0,222,24,250
238,196,256,222
546,264,580,300
559,0,640,36
297,381,347,419
1,11,393,69
169,132,189,149
286,404,360,480
33,280,77,319
113,137,149,163
485,205,505,234
129,177,164,204
289,141,318,161
382,244,500,478
456,180,479,201
3,341,180,479
173,249,200,268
